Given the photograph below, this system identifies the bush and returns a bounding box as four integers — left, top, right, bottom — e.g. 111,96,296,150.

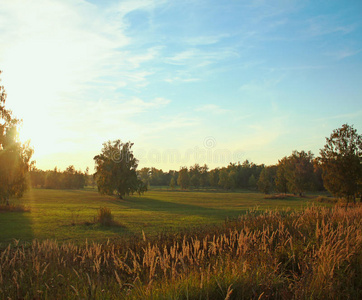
96,207,113,226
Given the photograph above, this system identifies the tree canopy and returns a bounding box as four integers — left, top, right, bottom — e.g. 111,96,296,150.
93,140,146,199
319,124,362,203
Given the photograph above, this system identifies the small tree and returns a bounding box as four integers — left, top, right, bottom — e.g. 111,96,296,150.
0,71,33,204
93,140,146,199
319,124,362,205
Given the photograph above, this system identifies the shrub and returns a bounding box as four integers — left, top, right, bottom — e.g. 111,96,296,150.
96,207,113,226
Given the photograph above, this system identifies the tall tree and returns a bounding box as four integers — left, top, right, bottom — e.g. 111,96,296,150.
258,166,277,194
284,150,315,196
275,157,289,194
0,71,33,204
93,140,146,199
177,167,190,189
319,124,362,204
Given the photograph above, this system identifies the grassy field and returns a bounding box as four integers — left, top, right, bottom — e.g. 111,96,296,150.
1,204,361,299
0,188,320,246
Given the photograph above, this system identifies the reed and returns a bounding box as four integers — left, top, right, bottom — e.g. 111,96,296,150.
1,205,361,299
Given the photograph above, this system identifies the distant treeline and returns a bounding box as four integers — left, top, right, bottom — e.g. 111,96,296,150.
138,150,324,195
29,166,92,190
30,150,324,195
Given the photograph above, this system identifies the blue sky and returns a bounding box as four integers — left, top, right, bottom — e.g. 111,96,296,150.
1,0,361,171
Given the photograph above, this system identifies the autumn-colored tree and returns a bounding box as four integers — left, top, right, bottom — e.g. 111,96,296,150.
319,124,362,204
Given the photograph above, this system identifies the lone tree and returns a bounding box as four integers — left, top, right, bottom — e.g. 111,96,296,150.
0,71,33,205
319,124,362,205
93,140,146,199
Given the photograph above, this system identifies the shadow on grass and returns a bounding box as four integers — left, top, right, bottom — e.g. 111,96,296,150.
111,196,245,219
0,211,34,247
78,220,133,235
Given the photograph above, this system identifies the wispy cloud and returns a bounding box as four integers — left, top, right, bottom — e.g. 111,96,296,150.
303,15,356,37
325,48,362,60
165,48,238,66
185,34,229,46
195,104,230,114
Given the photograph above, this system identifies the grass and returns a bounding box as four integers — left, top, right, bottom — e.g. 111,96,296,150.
0,188,323,246
1,205,361,299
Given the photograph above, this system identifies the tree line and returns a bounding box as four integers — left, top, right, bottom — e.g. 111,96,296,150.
29,166,88,190
134,124,361,204
1,71,361,205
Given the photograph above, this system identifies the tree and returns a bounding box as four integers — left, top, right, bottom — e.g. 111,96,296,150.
275,157,289,194
284,150,315,196
319,124,362,205
208,168,219,187
0,71,33,204
218,168,234,190
177,167,190,189
189,164,201,188
169,177,175,190
248,174,257,190
93,140,146,199
258,166,277,194
199,164,209,187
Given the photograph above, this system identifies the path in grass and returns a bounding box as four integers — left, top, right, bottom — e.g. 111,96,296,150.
0,188,315,246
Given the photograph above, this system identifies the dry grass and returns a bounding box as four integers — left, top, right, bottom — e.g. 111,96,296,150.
314,196,339,204
1,205,361,299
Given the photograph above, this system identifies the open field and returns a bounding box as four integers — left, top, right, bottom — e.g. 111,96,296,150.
1,204,361,299
0,188,323,246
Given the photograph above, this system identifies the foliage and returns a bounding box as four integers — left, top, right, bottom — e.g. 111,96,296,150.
169,177,175,189
93,140,146,199
275,157,289,194
29,166,86,189
96,207,114,226
218,168,234,189
177,167,190,189
319,124,362,204
285,150,315,196
1,205,361,299
258,166,277,194
0,71,33,204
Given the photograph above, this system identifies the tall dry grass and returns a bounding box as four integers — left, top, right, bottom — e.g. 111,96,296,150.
1,205,361,299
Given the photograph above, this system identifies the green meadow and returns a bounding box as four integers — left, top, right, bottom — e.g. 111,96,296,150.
0,188,319,246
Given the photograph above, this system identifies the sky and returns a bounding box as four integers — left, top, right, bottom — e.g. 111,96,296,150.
0,0,361,172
